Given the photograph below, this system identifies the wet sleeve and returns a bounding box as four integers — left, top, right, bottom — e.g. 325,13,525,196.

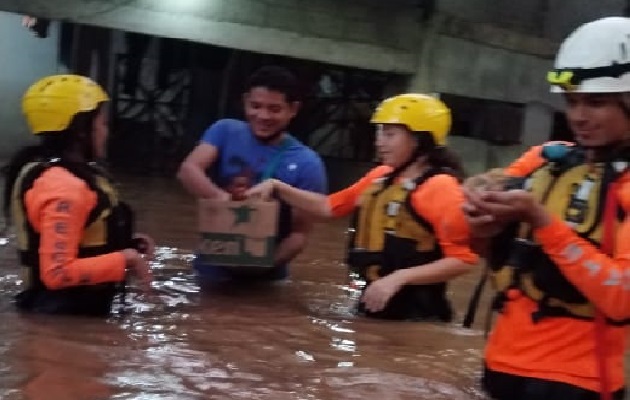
328,166,391,218
24,168,126,290
533,180,630,320
411,175,479,264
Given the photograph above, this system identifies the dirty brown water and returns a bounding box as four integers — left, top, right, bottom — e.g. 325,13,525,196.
0,174,620,400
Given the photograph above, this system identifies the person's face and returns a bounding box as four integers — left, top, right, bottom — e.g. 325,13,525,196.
374,124,417,168
564,92,630,147
243,87,299,141
91,107,109,160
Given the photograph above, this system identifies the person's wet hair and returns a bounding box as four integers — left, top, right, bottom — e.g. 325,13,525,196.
417,133,466,182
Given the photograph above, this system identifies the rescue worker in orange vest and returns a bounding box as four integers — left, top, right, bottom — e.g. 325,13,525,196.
463,17,630,400
246,93,478,321
3,74,153,316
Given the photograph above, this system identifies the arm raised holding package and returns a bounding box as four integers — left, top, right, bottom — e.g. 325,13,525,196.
177,65,327,283
247,94,478,321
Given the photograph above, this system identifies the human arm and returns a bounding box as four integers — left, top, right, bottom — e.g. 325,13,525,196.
461,144,550,247
26,168,151,290
362,175,479,312
177,143,230,200
246,165,392,219
466,181,630,321
177,121,234,200
273,158,328,264
273,208,313,265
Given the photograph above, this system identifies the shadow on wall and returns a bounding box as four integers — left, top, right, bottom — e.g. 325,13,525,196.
321,137,528,192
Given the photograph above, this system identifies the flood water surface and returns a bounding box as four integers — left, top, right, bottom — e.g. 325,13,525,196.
0,175,508,400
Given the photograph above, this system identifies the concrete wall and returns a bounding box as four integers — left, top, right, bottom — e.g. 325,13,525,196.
543,0,626,42
409,33,562,108
0,0,624,109
521,102,555,147
448,137,527,177
0,1,625,166
0,12,60,159
438,0,626,41
437,0,548,35
0,0,421,74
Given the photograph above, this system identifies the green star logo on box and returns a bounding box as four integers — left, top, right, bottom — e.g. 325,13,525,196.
230,204,256,226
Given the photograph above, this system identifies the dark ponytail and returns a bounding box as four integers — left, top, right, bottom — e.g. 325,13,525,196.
426,147,466,182
417,133,467,182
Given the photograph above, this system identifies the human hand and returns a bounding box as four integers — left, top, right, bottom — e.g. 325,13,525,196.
244,179,276,201
121,249,153,293
132,233,155,260
463,168,509,192
361,272,405,313
466,189,551,229
462,188,508,238
214,190,232,202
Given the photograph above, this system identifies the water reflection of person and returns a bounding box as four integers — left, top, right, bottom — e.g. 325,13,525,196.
246,94,479,321
463,17,630,400
16,317,114,400
2,74,153,316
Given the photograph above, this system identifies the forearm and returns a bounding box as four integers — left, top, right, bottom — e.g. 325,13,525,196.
274,231,308,265
40,252,127,290
177,162,225,199
34,186,128,290
392,258,475,286
534,216,630,321
274,179,331,218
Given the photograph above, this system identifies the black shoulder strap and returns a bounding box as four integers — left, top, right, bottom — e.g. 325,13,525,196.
403,167,453,234
19,159,110,228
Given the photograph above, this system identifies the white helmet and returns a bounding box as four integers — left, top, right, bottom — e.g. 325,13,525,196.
548,17,630,93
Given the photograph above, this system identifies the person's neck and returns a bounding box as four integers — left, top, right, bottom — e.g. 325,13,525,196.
399,160,429,180
62,147,87,163
585,149,596,164
263,132,286,146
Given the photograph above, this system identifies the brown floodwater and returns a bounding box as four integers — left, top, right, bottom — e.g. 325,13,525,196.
0,174,591,400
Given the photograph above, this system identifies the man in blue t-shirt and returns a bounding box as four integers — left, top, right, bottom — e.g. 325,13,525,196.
177,65,328,282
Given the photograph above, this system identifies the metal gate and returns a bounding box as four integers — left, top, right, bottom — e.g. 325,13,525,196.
109,40,192,176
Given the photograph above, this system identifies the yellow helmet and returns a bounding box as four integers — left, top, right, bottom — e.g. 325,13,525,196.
22,74,109,135
370,93,451,146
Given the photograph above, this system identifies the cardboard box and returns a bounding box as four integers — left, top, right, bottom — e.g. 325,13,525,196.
197,199,279,268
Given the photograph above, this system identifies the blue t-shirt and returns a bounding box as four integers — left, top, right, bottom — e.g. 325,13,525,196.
194,119,328,282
